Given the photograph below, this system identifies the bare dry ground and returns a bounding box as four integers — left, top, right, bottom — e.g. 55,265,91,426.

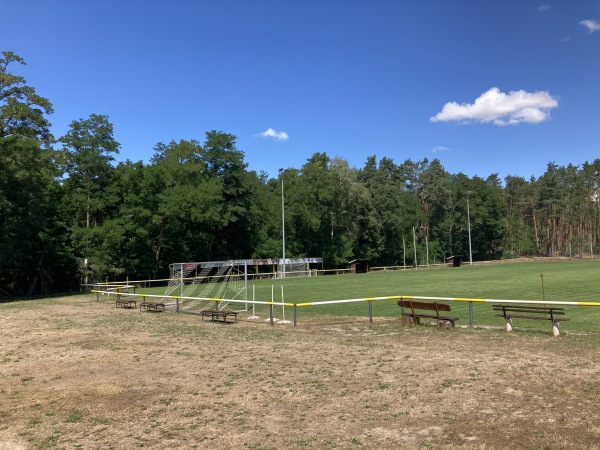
1,295,599,450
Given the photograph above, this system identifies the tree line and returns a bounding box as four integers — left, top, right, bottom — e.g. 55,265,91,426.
2,51,600,296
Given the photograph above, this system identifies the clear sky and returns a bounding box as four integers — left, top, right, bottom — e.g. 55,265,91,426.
2,1,599,180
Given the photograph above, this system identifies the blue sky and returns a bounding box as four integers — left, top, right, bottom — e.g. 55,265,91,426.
2,1,599,180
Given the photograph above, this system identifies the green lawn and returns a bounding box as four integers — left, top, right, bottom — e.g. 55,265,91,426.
248,260,600,332
131,260,600,333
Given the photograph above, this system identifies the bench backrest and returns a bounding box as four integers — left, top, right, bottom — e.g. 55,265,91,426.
398,300,451,312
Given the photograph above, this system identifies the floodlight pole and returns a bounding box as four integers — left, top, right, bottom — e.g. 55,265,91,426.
426,235,430,269
467,192,473,266
280,168,286,279
413,226,418,269
403,238,406,271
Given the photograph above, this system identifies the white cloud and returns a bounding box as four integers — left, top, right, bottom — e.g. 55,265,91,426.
580,19,600,33
256,128,289,141
432,145,449,153
537,4,551,12
430,87,558,126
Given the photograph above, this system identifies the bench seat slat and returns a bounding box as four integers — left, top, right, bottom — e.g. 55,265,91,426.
401,312,459,322
139,302,165,312
494,313,570,321
493,308,566,312
201,309,238,324
494,308,566,316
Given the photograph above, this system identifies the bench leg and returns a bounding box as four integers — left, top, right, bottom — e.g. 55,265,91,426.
553,321,560,337
401,315,415,327
505,317,513,332
436,320,453,330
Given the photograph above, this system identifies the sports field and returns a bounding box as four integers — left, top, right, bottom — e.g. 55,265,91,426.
1,260,599,449
246,260,600,332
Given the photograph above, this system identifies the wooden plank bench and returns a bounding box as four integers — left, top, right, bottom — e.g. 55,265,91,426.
115,298,136,309
139,301,165,312
397,299,459,328
200,309,238,324
493,304,569,336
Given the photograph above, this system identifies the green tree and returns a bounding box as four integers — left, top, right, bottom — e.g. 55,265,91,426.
504,175,537,256
59,114,120,228
202,131,257,259
329,157,379,264
285,153,338,263
147,139,223,271
0,51,75,295
59,114,120,280
418,159,452,261
0,51,54,143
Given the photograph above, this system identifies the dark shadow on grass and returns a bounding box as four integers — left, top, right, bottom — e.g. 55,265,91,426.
0,290,90,304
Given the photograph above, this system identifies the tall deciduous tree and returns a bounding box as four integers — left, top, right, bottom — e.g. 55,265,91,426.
0,52,76,295
59,114,120,280
59,114,120,228
0,51,54,143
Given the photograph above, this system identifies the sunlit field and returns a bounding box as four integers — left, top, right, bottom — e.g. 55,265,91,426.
133,259,600,333
1,260,600,448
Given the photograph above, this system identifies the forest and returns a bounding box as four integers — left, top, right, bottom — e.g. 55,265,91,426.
2,51,600,296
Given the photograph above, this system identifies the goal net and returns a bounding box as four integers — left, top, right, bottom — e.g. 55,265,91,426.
277,261,313,278
164,261,248,313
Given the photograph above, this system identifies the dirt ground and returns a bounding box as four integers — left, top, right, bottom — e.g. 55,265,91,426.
0,295,599,450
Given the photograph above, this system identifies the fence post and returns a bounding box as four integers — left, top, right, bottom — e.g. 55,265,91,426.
270,304,274,325
176,298,179,313
293,304,297,327
469,302,474,325
368,301,373,323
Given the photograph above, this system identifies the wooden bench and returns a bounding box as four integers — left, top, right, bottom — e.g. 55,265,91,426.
200,309,238,324
115,298,136,309
139,301,165,312
397,299,459,328
493,304,569,336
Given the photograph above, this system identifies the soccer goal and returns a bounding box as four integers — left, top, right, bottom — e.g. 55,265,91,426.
164,261,248,313
277,260,314,278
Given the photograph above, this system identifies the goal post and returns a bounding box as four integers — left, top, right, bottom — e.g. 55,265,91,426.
163,258,322,313
165,260,248,313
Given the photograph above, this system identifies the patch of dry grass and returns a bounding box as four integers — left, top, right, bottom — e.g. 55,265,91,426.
1,295,599,449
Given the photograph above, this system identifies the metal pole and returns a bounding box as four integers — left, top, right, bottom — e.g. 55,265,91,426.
413,226,417,269
270,304,274,325
368,301,373,323
469,302,473,325
244,261,248,311
467,193,473,265
281,285,285,321
403,238,406,271
280,168,286,279
541,274,545,301
181,264,184,297
293,304,297,327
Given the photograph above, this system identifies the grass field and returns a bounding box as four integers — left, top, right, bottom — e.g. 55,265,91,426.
161,260,600,333
3,260,598,449
1,289,600,449
126,260,600,333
